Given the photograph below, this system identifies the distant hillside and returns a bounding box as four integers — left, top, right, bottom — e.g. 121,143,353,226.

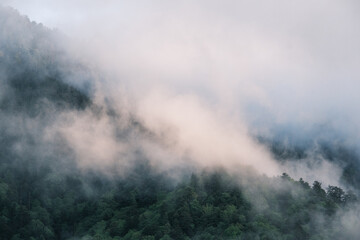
0,6,91,114
261,135,360,192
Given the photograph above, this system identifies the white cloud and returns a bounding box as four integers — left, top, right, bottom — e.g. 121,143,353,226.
3,0,360,178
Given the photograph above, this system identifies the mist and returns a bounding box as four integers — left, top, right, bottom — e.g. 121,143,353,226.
3,1,360,188
1,2,360,238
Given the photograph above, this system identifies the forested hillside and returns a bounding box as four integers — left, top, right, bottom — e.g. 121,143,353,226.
0,5,359,240
0,162,358,240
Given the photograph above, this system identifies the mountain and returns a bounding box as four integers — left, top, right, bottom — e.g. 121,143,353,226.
0,6,359,240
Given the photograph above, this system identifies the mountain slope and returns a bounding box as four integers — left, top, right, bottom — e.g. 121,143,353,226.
0,6,359,240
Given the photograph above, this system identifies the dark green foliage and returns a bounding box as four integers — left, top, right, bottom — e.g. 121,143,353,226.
0,5,359,240
0,164,357,240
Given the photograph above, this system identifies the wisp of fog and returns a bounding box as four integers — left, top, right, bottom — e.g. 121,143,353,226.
3,0,360,207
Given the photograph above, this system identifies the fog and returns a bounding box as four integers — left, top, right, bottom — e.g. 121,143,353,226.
2,0,360,186
1,2,360,238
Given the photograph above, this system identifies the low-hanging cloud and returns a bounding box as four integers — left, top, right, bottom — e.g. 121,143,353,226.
1,3,360,237
3,0,360,186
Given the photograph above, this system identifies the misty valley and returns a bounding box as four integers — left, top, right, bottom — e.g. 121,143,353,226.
1,3,360,240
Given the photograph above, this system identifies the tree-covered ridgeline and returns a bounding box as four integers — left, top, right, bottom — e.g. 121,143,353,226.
0,162,358,240
0,5,360,240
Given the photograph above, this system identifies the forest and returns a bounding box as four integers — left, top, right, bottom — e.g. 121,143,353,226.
0,158,358,239
0,5,360,240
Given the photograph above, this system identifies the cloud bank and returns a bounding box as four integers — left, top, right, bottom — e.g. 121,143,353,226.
2,1,360,187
